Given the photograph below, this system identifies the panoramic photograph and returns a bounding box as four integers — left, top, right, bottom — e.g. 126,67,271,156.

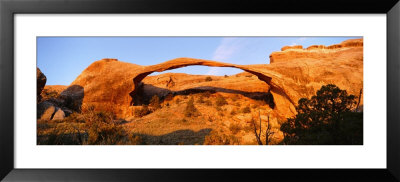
36,37,363,145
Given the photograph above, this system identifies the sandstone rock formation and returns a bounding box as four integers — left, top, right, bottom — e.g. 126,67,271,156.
37,67,47,102
37,74,80,120
270,38,363,64
70,58,144,115
59,85,85,111
52,108,65,120
39,103,56,120
51,38,362,119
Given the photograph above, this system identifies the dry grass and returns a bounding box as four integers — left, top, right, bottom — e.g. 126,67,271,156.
38,90,284,145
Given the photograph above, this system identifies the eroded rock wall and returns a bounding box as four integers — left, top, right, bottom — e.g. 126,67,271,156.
60,38,363,119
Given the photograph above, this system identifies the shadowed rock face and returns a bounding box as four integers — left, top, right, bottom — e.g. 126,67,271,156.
37,67,47,102
67,38,363,118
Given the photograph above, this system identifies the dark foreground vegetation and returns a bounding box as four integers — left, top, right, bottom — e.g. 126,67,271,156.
37,105,138,145
280,84,363,145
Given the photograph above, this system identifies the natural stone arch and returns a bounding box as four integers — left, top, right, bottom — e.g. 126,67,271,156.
129,58,294,107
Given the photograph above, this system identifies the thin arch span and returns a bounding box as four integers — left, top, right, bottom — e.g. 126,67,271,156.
129,58,295,107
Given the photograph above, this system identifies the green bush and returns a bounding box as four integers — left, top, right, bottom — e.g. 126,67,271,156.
280,84,362,145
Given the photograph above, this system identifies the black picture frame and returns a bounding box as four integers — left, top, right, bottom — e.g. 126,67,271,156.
1,0,399,181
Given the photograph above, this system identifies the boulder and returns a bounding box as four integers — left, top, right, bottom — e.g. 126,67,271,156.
59,85,85,111
37,101,53,119
52,108,65,121
37,67,47,102
39,104,56,121
62,108,73,117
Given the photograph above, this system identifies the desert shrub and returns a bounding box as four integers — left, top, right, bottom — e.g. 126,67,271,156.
235,102,241,107
230,109,237,116
243,124,253,133
37,119,51,130
175,98,181,104
164,93,174,101
128,134,145,145
84,111,126,145
197,95,205,103
204,100,212,106
201,91,212,97
38,108,132,145
205,76,213,82
215,95,228,106
63,112,85,123
39,122,85,145
242,106,251,113
184,97,199,117
204,131,239,145
149,95,161,110
134,105,151,117
229,123,242,134
231,94,239,102
81,103,95,113
224,75,228,78
280,84,362,145
255,100,267,106
251,104,258,109
87,121,125,145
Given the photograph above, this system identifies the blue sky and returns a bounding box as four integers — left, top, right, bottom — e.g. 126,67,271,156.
37,36,361,85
